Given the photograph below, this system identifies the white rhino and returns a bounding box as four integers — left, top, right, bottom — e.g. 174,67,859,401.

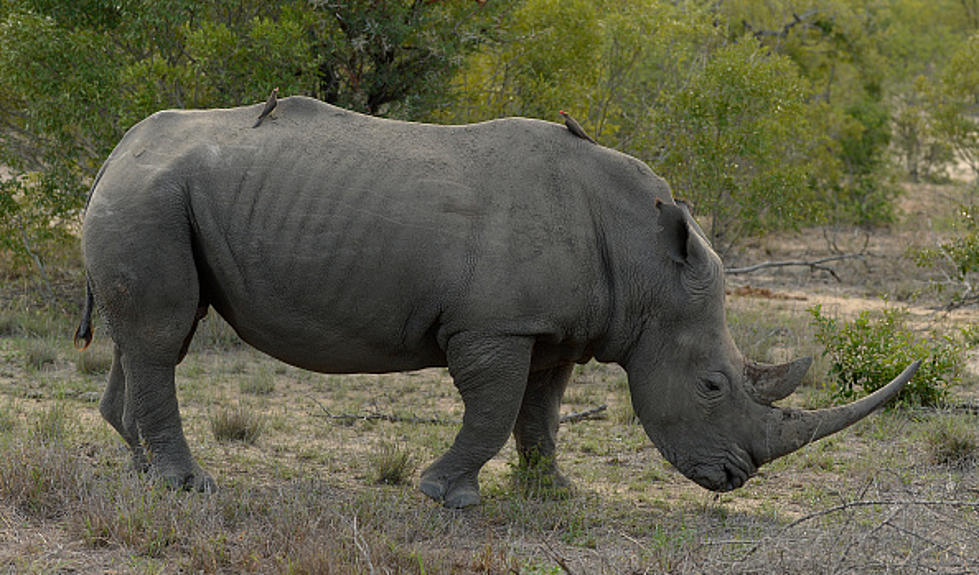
76,97,918,507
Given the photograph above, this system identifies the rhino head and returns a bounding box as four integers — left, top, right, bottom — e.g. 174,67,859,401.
622,200,919,492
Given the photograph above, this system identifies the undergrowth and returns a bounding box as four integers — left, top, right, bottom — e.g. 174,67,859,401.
809,305,966,406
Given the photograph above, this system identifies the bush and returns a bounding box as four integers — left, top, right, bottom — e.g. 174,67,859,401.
808,305,963,407
914,204,979,308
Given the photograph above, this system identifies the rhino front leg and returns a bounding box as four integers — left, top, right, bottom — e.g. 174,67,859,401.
420,333,533,508
512,362,574,496
121,355,216,492
99,345,148,472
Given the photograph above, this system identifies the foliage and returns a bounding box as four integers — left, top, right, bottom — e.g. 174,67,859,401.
0,0,507,271
914,204,979,307
808,305,964,407
652,38,828,253
928,32,979,180
443,1,834,254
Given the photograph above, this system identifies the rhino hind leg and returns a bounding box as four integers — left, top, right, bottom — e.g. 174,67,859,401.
419,333,533,508
86,201,214,492
511,362,574,498
99,344,149,472
121,356,215,492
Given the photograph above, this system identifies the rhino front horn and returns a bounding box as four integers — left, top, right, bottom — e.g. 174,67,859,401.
756,360,921,464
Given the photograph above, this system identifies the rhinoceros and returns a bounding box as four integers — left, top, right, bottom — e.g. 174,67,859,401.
75,96,919,508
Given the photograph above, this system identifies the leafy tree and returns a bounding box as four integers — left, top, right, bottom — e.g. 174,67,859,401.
929,32,979,180
652,37,829,254
439,0,721,152
0,0,506,282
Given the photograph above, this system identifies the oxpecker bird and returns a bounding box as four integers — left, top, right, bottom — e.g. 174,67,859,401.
253,87,278,128
558,110,596,144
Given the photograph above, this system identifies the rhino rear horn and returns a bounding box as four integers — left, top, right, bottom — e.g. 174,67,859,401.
745,357,812,405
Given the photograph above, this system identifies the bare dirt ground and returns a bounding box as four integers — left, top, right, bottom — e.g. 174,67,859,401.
0,179,976,573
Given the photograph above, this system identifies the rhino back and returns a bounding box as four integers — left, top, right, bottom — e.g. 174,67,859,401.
92,97,658,372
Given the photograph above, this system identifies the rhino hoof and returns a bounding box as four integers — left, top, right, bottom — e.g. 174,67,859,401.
157,468,217,493
419,470,480,508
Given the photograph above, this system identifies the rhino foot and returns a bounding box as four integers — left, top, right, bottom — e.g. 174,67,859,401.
419,467,480,508
152,463,217,493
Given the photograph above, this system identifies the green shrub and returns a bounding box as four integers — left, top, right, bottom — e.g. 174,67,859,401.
914,204,979,307
808,305,963,407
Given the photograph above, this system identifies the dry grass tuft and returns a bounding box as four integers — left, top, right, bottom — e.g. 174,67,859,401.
926,414,978,468
370,442,417,485
22,339,58,370
74,345,113,375
210,405,265,444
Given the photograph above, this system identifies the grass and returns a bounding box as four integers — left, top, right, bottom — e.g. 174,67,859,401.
239,366,275,395
209,405,265,444
74,341,113,375
370,441,417,485
22,338,59,370
0,312,975,572
31,401,73,443
925,413,978,468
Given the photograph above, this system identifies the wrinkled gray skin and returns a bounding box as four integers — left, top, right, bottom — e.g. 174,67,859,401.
78,97,919,508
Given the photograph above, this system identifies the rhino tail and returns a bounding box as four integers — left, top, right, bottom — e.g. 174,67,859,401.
74,277,94,350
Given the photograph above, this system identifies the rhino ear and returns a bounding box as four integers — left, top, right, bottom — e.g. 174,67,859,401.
656,199,689,264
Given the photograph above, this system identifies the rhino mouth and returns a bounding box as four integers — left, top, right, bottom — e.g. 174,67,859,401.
683,447,758,492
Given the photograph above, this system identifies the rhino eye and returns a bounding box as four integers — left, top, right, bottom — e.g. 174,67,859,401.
698,372,729,398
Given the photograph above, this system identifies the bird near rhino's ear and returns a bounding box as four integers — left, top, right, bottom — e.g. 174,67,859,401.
655,198,690,264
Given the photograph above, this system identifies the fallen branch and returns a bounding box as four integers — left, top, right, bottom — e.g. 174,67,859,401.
725,253,866,281
307,395,457,425
560,404,607,423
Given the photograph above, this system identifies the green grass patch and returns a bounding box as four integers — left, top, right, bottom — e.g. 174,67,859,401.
239,366,275,395
370,441,417,485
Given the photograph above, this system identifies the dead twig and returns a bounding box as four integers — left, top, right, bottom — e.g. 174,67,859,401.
560,404,607,424
307,394,456,425
540,538,575,575
724,253,866,281
329,411,454,425
737,499,979,562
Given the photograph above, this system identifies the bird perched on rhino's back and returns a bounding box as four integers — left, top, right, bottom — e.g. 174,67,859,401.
253,87,278,128
558,110,596,144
